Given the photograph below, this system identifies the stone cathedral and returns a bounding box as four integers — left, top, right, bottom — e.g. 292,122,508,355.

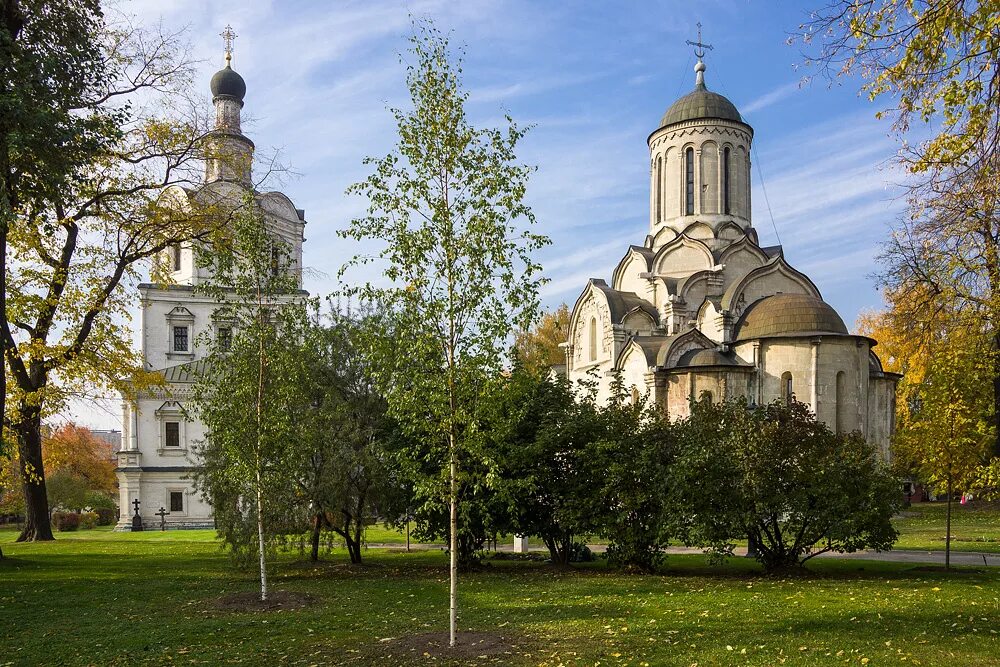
114,36,307,529
564,54,899,453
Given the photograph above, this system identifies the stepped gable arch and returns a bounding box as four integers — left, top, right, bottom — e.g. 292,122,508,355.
615,337,664,370
650,226,679,249
652,234,715,277
721,256,820,318
611,245,655,293
258,190,302,222
656,328,717,369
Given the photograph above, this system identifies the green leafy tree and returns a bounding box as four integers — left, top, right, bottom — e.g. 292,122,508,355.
340,21,547,645
593,377,671,573
483,366,603,566
801,1,1000,463
513,303,570,374
667,399,900,574
291,306,404,564
894,340,994,568
3,6,222,542
191,196,302,601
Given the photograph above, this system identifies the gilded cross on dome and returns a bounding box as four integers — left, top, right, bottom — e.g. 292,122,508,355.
685,22,713,58
220,24,237,65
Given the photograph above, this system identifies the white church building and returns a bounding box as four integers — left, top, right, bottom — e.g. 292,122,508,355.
564,55,899,453
115,39,307,529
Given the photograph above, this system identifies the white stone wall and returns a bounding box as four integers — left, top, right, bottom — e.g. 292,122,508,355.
648,119,753,244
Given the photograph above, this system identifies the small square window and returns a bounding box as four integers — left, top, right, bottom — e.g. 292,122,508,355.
173,326,189,352
218,326,232,351
165,421,180,447
169,491,183,513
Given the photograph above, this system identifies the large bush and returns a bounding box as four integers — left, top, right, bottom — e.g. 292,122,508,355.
52,512,80,532
666,399,901,573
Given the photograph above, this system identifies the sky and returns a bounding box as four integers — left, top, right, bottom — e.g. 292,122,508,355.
74,0,907,429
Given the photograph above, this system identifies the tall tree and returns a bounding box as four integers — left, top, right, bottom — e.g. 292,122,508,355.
1,0,107,454
341,21,547,646
3,8,222,542
291,306,402,565
800,1,1000,457
513,303,570,373
191,195,302,602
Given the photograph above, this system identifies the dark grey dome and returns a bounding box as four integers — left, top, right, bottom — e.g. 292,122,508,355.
658,60,741,128
660,85,741,127
210,65,246,101
674,348,741,368
734,293,848,341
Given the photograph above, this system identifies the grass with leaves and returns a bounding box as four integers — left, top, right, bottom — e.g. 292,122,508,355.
892,501,1000,553
2,528,999,666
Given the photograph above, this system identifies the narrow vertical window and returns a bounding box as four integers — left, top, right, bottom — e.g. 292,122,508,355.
835,371,846,434
723,147,731,215
781,371,793,403
218,326,232,351
169,491,184,512
589,317,597,362
171,244,182,272
165,422,180,448
172,326,188,352
270,247,281,276
655,156,663,222
685,148,695,215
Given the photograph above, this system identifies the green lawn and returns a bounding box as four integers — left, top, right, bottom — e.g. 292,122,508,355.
892,501,1000,553
2,529,999,666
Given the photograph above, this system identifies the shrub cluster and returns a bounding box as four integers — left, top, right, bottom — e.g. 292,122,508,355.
52,512,80,531
479,371,901,574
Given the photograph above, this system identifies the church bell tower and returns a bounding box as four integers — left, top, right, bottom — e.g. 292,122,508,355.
206,25,255,184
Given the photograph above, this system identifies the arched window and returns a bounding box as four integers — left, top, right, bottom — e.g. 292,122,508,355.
700,389,713,403
781,371,793,403
631,386,641,405
835,371,846,434
685,148,695,215
589,317,597,362
655,155,663,222
723,147,731,215
171,244,182,272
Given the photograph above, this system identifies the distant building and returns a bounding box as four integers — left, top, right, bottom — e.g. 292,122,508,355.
115,37,307,529
563,54,899,454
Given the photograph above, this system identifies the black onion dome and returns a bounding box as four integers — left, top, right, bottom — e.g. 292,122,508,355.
210,65,246,101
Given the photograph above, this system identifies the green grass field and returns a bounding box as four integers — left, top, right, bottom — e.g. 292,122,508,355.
2,527,999,666
891,501,1000,553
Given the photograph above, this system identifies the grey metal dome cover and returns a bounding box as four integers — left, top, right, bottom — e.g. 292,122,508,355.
660,85,741,127
211,65,246,101
734,293,848,341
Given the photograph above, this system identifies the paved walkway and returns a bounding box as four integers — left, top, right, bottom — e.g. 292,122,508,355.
367,541,1000,567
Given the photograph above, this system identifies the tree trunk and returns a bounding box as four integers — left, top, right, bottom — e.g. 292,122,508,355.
449,433,458,648
992,333,1000,457
15,410,54,542
945,477,953,571
253,471,267,601
310,512,323,562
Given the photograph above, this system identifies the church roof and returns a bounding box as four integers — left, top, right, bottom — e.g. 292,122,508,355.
586,279,660,325
657,59,743,130
734,293,848,341
157,360,209,384
211,64,246,101
660,85,742,128
674,348,749,368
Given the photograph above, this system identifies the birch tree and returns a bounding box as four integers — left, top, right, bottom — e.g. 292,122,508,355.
341,21,547,647
191,195,302,601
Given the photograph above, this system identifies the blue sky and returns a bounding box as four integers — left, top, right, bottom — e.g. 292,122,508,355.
75,0,905,428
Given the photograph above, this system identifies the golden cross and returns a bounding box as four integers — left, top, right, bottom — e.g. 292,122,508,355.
685,22,713,59
221,24,237,64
